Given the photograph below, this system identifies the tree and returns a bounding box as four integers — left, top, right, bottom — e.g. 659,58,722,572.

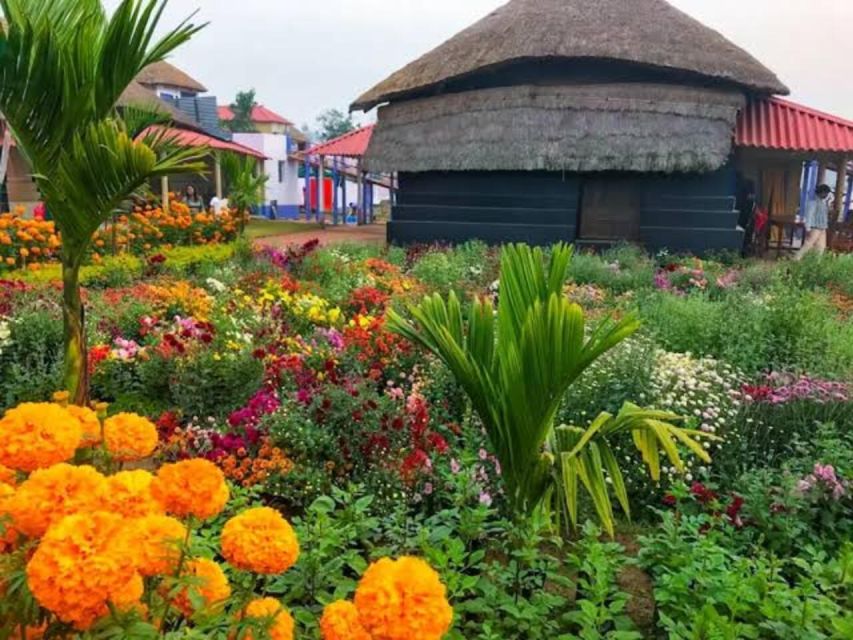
225,90,258,133
315,108,355,141
0,0,207,403
388,244,713,535
220,152,268,227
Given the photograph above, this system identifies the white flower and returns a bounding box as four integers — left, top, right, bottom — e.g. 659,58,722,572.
206,277,227,293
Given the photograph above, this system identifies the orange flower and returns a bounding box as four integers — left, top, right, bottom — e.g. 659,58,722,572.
0,403,82,472
221,507,299,575
26,511,139,629
171,558,231,616
10,463,107,538
242,598,295,640
320,600,371,640
104,470,164,518
0,463,17,488
151,459,229,520
66,405,102,446
103,413,158,462
354,557,453,640
0,483,20,553
119,514,186,576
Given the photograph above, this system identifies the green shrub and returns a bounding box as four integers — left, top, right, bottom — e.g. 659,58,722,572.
409,242,495,296
160,243,236,276
169,348,264,418
567,245,654,293
0,309,64,409
787,252,853,297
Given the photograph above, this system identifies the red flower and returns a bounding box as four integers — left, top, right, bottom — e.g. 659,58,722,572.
726,494,745,528
662,494,677,507
427,432,449,454
690,482,718,504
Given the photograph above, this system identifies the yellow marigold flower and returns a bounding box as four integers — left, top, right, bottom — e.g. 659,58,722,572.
66,405,102,446
354,557,453,640
104,470,164,518
26,511,138,629
119,514,186,576
103,413,158,462
221,507,299,575
242,597,294,640
151,459,229,520
172,558,231,616
320,600,371,640
0,403,82,472
10,464,107,538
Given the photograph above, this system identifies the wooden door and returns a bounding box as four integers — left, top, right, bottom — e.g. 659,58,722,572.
580,177,642,240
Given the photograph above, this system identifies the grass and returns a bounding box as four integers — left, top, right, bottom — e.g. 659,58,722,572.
244,219,323,240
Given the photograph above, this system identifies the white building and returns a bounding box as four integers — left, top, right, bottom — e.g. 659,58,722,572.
218,105,307,219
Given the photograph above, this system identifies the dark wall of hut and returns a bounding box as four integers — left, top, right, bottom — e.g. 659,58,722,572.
387,168,743,254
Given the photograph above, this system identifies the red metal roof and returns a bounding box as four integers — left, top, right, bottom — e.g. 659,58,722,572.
307,124,374,158
140,126,267,159
217,105,292,126
736,97,853,153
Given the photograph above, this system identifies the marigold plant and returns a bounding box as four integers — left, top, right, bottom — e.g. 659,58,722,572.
221,507,300,574
151,459,230,520
320,600,372,640
9,463,107,537
65,404,102,446
26,511,140,629
120,514,187,577
104,470,164,518
0,403,82,472
103,413,159,462
354,556,453,640
0,483,19,553
170,558,231,617
242,597,295,640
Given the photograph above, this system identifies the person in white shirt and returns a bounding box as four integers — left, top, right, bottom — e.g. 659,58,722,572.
796,184,831,259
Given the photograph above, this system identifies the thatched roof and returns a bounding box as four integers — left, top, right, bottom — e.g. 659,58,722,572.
352,0,787,112
363,83,745,174
135,60,207,93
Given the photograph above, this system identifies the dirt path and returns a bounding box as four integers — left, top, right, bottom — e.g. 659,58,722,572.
256,222,386,249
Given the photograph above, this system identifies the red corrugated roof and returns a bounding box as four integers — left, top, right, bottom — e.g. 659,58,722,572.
140,126,267,159
217,105,292,125
736,97,853,153
307,124,374,157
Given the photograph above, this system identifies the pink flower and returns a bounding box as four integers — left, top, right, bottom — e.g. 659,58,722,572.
479,492,493,507
450,459,461,474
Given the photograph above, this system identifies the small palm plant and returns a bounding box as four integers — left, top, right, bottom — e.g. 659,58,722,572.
0,0,207,403
388,244,714,535
220,152,268,228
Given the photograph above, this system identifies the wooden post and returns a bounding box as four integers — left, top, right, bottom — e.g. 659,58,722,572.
161,176,170,214
214,155,223,199
356,159,364,225
833,156,848,225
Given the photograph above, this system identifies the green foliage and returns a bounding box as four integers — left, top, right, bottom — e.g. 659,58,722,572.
221,152,268,215
787,251,853,297
314,108,355,142
567,245,655,294
408,242,496,297
223,89,258,133
0,309,64,409
390,244,640,517
161,243,237,276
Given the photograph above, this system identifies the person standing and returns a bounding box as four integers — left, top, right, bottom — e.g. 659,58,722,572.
796,184,831,259
184,185,204,214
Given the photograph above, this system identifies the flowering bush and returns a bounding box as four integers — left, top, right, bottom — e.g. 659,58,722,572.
0,210,61,271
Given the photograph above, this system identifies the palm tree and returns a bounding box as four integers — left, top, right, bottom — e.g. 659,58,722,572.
388,244,713,534
0,0,207,403
225,90,258,133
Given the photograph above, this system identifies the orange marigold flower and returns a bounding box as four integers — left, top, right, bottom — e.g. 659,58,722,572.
221,507,299,575
242,598,294,640
0,483,20,553
104,470,164,518
171,558,231,616
66,405,102,446
10,464,107,538
0,463,17,488
103,413,158,462
0,403,82,472
354,557,453,640
320,600,371,640
26,511,138,629
119,514,186,576
151,459,229,520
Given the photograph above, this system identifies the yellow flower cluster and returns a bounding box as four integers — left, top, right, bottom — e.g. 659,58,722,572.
0,210,61,271
151,459,230,520
258,282,344,327
0,403,82,472
242,597,295,640
171,558,232,617
322,557,453,640
221,507,300,574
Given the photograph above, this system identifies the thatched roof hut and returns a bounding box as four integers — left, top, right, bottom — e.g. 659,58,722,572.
135,60,207,94
353,0,791,253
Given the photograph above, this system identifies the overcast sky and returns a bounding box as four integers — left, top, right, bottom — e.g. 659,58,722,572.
104,0,853,130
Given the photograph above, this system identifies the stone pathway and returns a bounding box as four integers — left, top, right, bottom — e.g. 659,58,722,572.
256,222,386,249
